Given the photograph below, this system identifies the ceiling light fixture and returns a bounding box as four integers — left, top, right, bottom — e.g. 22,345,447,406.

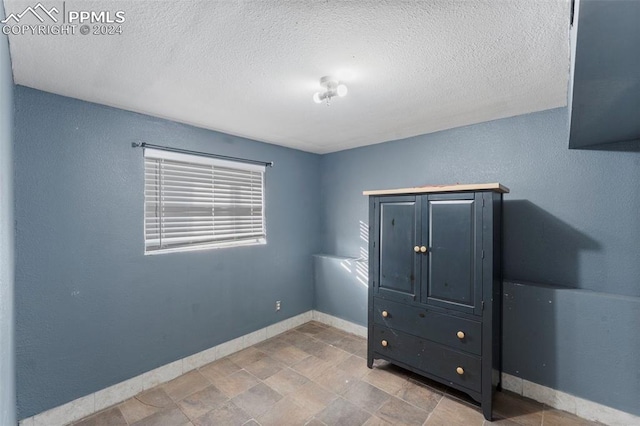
313,76,348,105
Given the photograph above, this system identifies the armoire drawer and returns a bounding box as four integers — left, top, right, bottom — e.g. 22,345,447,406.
372,325,481,393
373,297,482,355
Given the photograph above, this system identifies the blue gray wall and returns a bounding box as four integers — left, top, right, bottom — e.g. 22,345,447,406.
0,4,16,424
13,86,321,418
569,0,640,150
313,255,367,325
317,107,640,415
12,88,640,418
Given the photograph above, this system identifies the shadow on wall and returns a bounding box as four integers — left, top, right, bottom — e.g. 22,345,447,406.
313,220,370,326
313,254,368,326
502,201,640,415
503,200,601,289
503,280,640,416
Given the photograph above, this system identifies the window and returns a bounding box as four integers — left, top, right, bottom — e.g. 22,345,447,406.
144,148,266,254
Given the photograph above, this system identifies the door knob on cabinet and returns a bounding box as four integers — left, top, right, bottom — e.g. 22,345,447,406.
456,366,464,375
381,340,388,347
381,310,389,318
414,246,420,252
457,331,465,339
420,246,428,253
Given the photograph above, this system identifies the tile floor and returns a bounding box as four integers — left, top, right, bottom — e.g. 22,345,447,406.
72,321,601,426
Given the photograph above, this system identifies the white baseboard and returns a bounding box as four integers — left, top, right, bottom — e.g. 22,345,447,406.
19,311,638,426
501,372,640,426
312,312,640,426
18,311,313,426
311,310,367,338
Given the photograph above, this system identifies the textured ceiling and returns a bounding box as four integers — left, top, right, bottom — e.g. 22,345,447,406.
4,0,570,153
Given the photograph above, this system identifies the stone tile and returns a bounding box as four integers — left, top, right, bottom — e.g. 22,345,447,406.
118,398,161,424
193,401,251,426
291,355,333,380
425,396,484,426
304,419,327,426
343,380,392,412
135,387,175,409
313,366,359,395
394,380,442,412
33,393,94,426
371,359,393,368
337,354,372,378
406,373,450,394
489,416,523,425
395,380,442,413
315,328,349,345
141,360,182,390
162,370,210,401
268,333,296,345
315,397,371,426
279,330,312,346
177,385,228,420
266,318,294,338
264,367,309,396
375,396,429,426
231,383,283,418
444,382,475,400
228,347,269,368
294,337,333,357
73,407,127,426
288,381,339,416
254,337,291,354
574,397,636,425
297,322,329,336
244,328,267,347
501,373,523,395
257,396,315,426
363,415,393,425
243,354,284,380
216,337,244,359
493,391,544,426
362,365,408,395
314,344,351,364
524,380,576,414
336,336,368,358
199,357,241,382
208,369,260,398
183,347,217,373
270,345,310,366
75,324,608,426
543,408,600,425
130,406,190,426
94,375,144,412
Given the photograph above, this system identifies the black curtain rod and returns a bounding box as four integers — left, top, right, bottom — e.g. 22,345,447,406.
131,142,274,168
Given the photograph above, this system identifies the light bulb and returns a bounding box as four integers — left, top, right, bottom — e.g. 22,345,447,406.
337,84,348,97
313,92,322,104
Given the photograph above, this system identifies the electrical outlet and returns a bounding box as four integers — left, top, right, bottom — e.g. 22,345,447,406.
275,300,281,311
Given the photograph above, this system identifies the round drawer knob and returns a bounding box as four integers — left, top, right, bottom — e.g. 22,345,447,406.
457,331,465,339
381,340,388,347
414,246,420,252
420,246,428,253
456,366,464,375
381,310,389,318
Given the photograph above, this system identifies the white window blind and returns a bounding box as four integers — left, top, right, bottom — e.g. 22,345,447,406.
144,148,266,254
